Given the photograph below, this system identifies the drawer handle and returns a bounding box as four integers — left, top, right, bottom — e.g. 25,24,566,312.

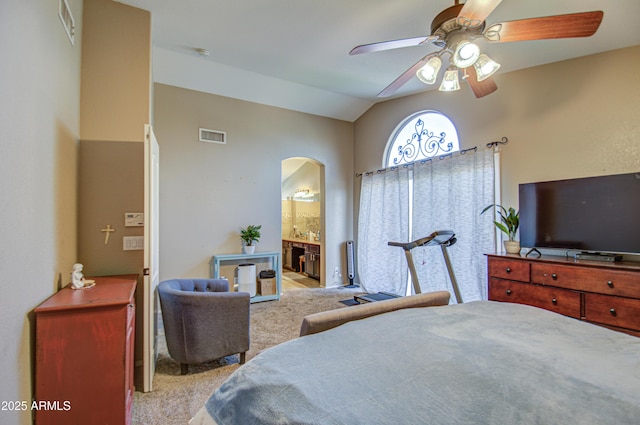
506,289,512,295
505,267,511,273
551,273,558,280
610,308,617,316
607,281,614,288
551,298,557,305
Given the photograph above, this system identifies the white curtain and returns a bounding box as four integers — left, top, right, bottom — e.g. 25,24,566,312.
412,149,495,302
357,167,410,295
357,149,495,301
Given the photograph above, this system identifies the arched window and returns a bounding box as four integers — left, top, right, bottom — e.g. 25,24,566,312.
384,110,459,167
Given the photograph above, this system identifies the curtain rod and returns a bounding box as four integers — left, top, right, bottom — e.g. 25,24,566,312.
486,136,508,149
355,137,508,177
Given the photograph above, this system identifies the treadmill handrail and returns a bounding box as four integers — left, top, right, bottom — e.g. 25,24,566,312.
388,230,456,250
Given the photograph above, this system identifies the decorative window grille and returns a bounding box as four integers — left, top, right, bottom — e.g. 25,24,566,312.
385,110,459,167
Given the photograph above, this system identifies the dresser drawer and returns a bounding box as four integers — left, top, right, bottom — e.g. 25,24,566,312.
489,278,581,318
488,258,530,282
532,263,640,298
584,293,640,331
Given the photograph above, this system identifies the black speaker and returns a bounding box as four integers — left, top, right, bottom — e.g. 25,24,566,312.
346,240,356,286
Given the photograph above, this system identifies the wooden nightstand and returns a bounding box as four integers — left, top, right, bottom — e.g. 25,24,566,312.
34,275,137,425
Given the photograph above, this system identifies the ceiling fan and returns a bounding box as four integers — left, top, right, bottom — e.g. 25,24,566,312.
350,0,604,98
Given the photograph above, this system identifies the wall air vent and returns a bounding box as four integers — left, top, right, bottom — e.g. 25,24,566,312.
199,128,227,145
58,0,75,45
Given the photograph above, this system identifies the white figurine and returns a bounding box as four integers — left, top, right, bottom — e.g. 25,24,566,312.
71,263,85,289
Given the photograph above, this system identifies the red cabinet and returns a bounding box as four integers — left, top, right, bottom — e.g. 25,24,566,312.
35,275,137,425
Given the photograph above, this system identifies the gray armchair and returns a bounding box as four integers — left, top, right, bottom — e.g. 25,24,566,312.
158,278,250,375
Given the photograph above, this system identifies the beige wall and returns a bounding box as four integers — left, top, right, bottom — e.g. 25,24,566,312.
77,141,145,276
153,84,354,286
354,46,640,242
0,0,83,423
77,0,150,277
80,0,151,142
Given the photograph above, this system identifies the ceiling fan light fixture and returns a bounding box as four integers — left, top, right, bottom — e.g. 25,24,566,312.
474,53,501,81
416,56,442,85
439,67,460,92
452,40,480,68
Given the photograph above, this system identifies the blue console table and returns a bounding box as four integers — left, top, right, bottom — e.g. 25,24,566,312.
211,251,281,303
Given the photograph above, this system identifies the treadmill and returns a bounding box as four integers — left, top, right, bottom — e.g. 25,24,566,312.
354,230,462,304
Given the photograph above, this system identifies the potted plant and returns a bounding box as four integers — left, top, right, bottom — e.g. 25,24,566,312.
240,225,262,254
481,204,520,254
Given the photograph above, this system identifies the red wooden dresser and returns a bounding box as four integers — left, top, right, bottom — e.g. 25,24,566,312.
487,254,640,337
34,275,137,425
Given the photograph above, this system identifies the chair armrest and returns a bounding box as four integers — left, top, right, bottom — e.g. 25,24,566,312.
299,290,450,336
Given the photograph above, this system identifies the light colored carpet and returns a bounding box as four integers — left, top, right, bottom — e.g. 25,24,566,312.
132,286,362,425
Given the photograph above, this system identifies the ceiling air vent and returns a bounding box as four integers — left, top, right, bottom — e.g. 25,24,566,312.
199,128,227,145
58,0,75,45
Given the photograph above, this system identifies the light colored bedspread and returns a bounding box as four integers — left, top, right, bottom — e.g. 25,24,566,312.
194,301,640,425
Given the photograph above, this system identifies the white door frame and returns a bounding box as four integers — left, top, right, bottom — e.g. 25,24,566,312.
142,124,160,392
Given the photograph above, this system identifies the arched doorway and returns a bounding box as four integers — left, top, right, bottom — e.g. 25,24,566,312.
281,157,324,289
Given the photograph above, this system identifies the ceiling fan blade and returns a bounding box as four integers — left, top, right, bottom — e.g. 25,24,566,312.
458,0,503,27
377,56,432,98
349,36,438,55
484,11,604,43
465,66,497,98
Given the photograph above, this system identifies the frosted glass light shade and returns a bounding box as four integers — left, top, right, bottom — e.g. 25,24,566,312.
416,56,442,85
439,68,460,91
474,54,501,81
452,41,480,68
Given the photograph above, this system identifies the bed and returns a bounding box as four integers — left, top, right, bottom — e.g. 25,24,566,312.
190,301,640,425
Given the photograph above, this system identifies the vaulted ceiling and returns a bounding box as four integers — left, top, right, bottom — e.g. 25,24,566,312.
117,0,640,121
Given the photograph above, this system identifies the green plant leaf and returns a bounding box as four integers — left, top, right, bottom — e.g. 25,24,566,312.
493,221,509,235
240,224,262,245
482,203,520,239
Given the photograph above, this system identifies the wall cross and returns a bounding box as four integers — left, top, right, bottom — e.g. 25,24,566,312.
101,224,115,244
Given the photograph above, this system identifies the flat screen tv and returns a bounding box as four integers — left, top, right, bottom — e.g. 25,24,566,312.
519,172,640,255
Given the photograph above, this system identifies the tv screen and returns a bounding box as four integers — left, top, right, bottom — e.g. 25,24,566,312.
519,172,640,254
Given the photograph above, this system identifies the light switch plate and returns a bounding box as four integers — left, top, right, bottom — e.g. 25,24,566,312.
123,236,144,251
